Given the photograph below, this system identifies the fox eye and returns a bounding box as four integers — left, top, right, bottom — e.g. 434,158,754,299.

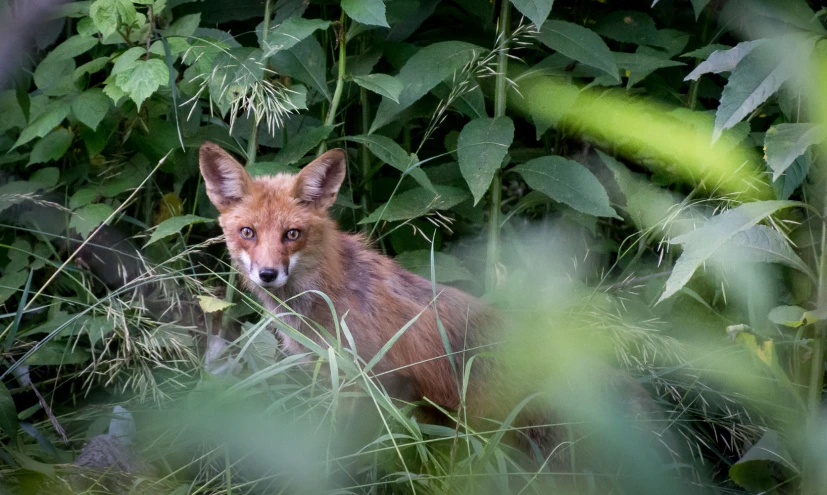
240,227,256,240
285,229,301,241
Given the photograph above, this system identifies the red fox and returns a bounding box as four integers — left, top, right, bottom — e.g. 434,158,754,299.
199,142,673,469
199,142,499,411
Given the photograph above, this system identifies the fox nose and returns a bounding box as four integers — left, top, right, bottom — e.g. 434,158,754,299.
259,268,279,283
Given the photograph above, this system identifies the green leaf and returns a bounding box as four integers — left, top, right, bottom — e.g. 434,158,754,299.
74,57,110,81
71,89,111,131
594,11,661,46
31,168,60,188
164,13,200,37
26,342,91,365
614,52,684,87
0,271,28,305
768,305,806,327
197,295,235,313
509,0,553,29
12,99,71,150
457,117,514,205
208,48,264,116
147,215,215,246
90,0,137,38
729,430,793,492
536,20,619,81
70,188,99,209
70,203,115,239
764,123,824,181
512,156,617,218
714,225,816,280
115,58,170,109
342,0,389,27
0,382,18,443
684,40,763,81
370,41,484,132
28,129,74,166
34,57,77,97
46,34,99,61
395,250,474,283
273,125,335,166
261,16,331,55
681,43,731,60
111,47,146,76
713,37,814,141
271,37,331,101
660,201,800,303
343,134,435,192
246,162,300,177
690,0,711,19
0,90,25,132
774,154,810,200
350,74,403,103
360,186,470,224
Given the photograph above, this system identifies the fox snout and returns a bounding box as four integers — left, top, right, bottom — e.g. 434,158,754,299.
239,251,300,289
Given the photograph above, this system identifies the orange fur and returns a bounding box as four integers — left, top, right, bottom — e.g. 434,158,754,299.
199,142,500,410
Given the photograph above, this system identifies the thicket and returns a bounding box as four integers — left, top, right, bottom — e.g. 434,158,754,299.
0,0,826,493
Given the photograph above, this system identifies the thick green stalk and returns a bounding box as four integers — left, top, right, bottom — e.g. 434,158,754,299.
246,0,274,166
485,0,510,292
317,11,347,155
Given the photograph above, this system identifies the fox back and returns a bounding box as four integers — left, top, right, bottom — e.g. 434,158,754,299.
199,142,499,408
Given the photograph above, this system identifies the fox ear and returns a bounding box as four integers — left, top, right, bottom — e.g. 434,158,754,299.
199,142,253,211
293,148,346,209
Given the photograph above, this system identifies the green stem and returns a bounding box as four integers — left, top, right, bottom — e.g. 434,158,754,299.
485,0,510,292
322,12,347,128
246,0,274,166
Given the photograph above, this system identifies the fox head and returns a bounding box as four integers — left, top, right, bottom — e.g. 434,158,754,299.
199,142,346,290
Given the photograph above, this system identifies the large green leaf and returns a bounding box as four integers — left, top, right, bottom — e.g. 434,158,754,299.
28,129,74,166
70,203,115,239
11,99,71,150
271,37,331,101
26,342,91,365
509,0,553,29
512,156,617,218
370,41,484,132
457,117,515,205
273,125,335,165
614,52,684,87
261,16,331,55
764,123,824,181
350,74,403,103
90,0,137,38
360,186,470,224
729,430,793,492
115,58,170,109
71,89,111,131
660,201,800,303
0,382,18,443
684,40,763,81
343,134,435,191
342,0,389,27
0,270,28,305
395,250,474,283
147,215,215,246
714,225,815,281
536,20,619,81
713,37,814,141
594,11,661,46
690,0,711,19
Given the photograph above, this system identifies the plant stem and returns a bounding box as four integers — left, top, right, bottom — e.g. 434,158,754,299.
323,11,347,128
246,0,274,166
485,0,510,292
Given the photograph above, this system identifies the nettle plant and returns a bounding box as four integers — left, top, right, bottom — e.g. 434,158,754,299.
1,0,827,491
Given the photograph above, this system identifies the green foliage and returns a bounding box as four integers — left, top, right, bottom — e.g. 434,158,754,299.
2,0,827,492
